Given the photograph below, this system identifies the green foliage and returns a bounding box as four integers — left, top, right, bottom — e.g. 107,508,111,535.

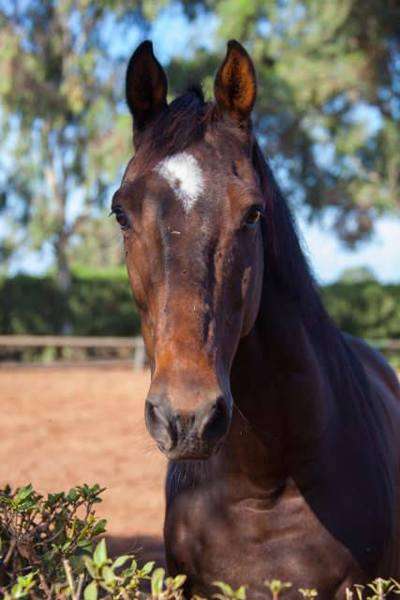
322,281,400,340
0,274,66,335
0,268,140,338
0,483,107,597
265,579,292,599
338,267,377,284
68,267,139,337
213,581,246,600
0,483,181,599
150,568,186,600
345,578,400,599
298,589,318,598
1,484,400,599
80,539,155,599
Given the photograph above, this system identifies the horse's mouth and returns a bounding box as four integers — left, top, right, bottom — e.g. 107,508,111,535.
157,437,225,462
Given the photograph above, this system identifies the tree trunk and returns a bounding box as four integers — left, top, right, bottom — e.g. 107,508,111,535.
55,231,72,335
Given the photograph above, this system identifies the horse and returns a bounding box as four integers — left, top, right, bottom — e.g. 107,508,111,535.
111,40,400,598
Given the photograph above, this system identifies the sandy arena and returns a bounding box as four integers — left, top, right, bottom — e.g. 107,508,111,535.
0,365,166,564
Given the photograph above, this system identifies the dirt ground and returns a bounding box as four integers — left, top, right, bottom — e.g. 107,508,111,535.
0,365,166,564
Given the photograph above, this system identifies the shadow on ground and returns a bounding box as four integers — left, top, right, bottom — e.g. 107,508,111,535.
106,535,165,567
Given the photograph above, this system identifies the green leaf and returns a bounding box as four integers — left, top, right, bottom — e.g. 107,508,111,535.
101,565,116,586
129,559,137,573
214,581,234,596
62,540,72,551
112,555,132,569
14,484,33,503
84,581,98,600
47,492,65,506
151,567,165,597
83,556,98,579
93,538,107,568
77,539,93,550
172,575,187,590
140,560,154,576
236,585,247,600
92,518,107,536
66,488,80,502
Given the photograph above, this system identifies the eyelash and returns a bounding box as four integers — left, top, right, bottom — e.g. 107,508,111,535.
243,205,264,228
111,206,130,231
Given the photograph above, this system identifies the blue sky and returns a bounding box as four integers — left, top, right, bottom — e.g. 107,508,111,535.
298,214,400,284
5,4,400,285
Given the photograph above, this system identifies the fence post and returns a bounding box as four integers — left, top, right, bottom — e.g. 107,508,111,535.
133,339,146,371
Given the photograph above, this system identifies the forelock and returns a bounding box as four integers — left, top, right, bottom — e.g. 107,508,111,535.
131,87,249,177
133,90,208,170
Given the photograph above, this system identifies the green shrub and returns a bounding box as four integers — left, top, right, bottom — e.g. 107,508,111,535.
0,275,65,335
69,269,139,337
0,483,159,599
0,268,139,337
1,484,400,599
322,282,400,340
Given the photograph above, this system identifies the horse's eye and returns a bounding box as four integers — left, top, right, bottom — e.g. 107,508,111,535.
244,205,263,228
112,207,130,231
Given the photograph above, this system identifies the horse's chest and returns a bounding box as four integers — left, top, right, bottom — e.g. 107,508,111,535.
164,476,364,599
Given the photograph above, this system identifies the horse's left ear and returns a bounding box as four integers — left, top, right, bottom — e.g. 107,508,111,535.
214,40,257,123
126,40,168,132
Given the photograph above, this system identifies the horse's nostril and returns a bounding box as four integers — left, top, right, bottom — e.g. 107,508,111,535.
145,399,177,451
145,400,157,428
200,396,229,443
152,404,169,427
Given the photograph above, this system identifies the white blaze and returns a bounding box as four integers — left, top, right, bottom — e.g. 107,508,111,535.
155,152,204,212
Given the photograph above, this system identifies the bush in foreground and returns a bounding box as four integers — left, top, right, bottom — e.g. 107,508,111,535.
0,484,399,599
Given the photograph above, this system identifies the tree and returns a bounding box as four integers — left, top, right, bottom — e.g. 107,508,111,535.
0,0,151,327
338,266,376,283
173,0,400,244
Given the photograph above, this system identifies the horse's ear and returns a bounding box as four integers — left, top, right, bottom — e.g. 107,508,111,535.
126,40,168,132
214,40,257,123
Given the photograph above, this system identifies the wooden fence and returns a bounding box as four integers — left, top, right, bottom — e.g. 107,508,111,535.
0,335,146,369
0,335,399,369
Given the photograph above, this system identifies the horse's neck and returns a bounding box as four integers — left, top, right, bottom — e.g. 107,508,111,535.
230,286,337,476
229,285,398,572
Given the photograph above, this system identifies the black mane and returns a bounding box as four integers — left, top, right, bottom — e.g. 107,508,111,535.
134,90,210,169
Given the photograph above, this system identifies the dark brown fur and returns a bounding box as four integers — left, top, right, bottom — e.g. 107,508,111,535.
112,40,400,598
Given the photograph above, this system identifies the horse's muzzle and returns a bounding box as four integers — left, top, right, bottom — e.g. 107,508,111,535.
145,394,230,460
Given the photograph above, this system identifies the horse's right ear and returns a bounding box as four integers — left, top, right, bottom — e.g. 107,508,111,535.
214,40,256,124
126,41,168,132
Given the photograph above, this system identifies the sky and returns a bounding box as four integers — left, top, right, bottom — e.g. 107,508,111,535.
298,214,400,284
4,3,400,286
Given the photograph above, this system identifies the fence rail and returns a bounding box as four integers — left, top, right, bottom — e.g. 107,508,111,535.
0,335,146,369
0,335,399,369
0,335,140,349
